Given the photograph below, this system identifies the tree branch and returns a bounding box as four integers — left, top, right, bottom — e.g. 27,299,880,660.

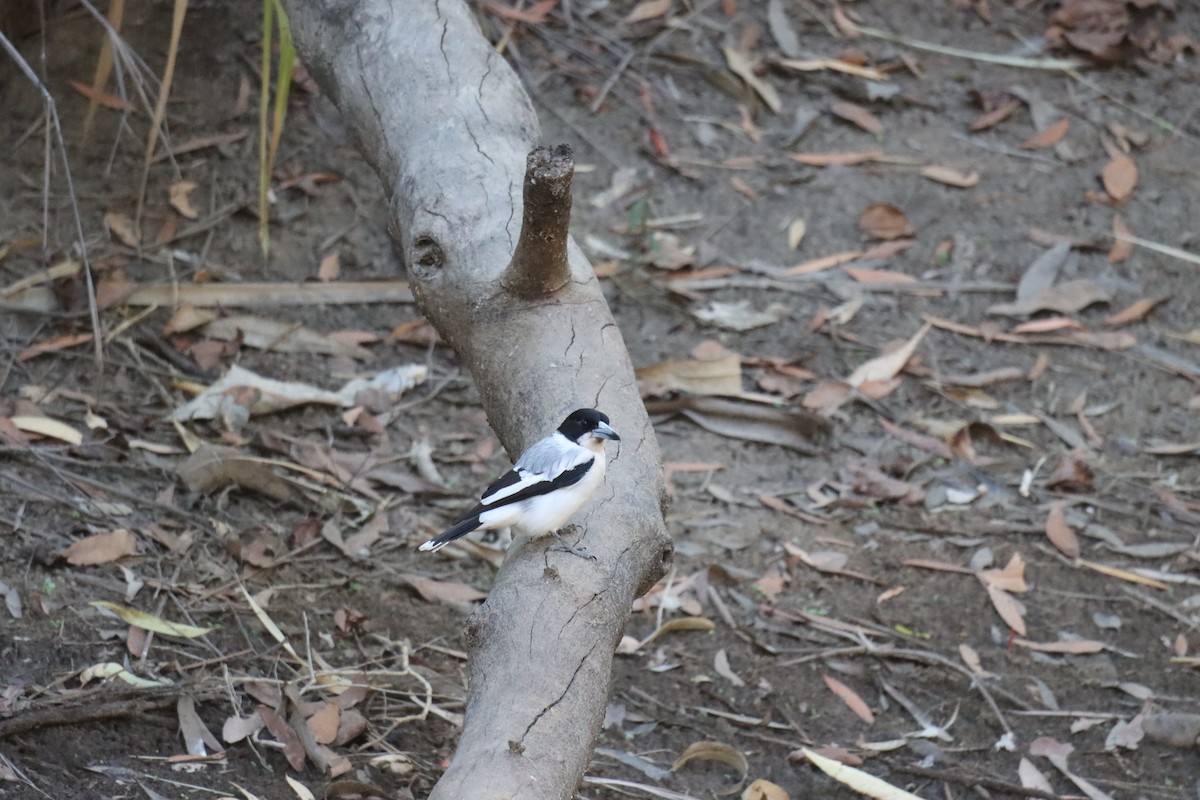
503,144,575,298
283,2,672,798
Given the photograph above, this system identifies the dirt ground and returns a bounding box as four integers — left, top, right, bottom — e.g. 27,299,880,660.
2,1,1199,799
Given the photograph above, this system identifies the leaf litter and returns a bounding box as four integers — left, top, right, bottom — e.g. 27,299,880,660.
6,2,1200,799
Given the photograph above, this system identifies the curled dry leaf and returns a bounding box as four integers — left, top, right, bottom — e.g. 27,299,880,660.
1102,155,1138,202
743,779,789,800
920,165,980,188
846,322,930,387
672,741,749,789
801,748,925,800
858,202,914,241
103,211,140,247
168,180,200,220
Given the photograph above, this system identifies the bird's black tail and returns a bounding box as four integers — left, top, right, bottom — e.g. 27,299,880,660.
418,512,482,552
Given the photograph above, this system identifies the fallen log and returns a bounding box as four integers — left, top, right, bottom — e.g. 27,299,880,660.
283,2,673,798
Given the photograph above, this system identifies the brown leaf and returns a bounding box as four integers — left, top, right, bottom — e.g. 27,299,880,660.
644,396,833,453
103,212,140,247
858,203,914,241
920,165,980,188
1045,451,1095,490
624,0,671,23
672,740,749,777
1105,296,1164,327
846,322,930,386
307,702,341,745
822,674,875,724
789,151,883,167
1108,214,1133,262
398,574,486,606
63,529,138,566
176,444,295,501
1012,638,1105,654
829,101,884,135
967,99,1019,132
1020,117,1070,149
1045,503,1081,558
984,585,1027,634
1102,155,1138,202
988,280,1110,317
318,251,341,282
743,779,790,800
168,180,200,220
843,267,916,283
483,0,557,24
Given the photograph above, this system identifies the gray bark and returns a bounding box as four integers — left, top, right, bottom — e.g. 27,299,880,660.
283,2,673,798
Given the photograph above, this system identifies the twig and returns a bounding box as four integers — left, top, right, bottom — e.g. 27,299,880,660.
849,22,1086,70
0,685,219,739
891,763,1061,800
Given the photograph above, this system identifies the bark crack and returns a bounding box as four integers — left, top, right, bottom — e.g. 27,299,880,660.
519,638,600,743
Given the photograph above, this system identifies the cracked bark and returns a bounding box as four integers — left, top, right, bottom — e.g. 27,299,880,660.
283,1,672,798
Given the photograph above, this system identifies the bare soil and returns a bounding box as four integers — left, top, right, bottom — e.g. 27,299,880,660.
2,2,1199,799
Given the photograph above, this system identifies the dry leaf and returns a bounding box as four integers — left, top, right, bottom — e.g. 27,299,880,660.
1046,503,1080,558
672,741,749,779
920,165,980,188
399,574,487,606
786,218,807,250
693,300,787,331
723,47,781,113
1020,117,1069,149
91,600,212,638
714,649,746,687
790,151,884,166
16,332,94,361
637,352,742,397
624,0,671,23
1102,155,1138,202
844,267,916,283
179,447,294,505
1018,758,1056,794
846,322,930,387
202,315,373,360
307,702,341,745
645,396,833,453
168,180,200,220
743,779,790,800
984,585,1027,634
318,251,341,282
64,530,139,566
1108,215,1133,262
801,748,925,800
968,100,1019,131
103,211,140,247
830,101,884,135
1105,296,1164,328
823,674,875,723
988,280,1110,317
1012,638,1105,654
858,203,914,241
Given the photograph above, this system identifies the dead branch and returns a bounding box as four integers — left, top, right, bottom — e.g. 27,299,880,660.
504,144,576,298
282,1,672,798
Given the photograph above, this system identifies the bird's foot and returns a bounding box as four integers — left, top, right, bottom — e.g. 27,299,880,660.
549,527,596,561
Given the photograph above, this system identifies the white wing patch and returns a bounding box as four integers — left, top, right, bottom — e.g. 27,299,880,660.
480,434,591,506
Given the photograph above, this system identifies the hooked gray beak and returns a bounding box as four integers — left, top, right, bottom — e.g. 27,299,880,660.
594,421,620,441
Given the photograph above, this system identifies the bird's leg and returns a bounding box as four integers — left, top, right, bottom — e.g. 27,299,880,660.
548,525,595,561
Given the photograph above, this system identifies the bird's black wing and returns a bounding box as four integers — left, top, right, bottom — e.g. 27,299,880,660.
477,459,592,509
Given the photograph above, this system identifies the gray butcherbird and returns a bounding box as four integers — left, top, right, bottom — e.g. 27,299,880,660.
418,409,620,556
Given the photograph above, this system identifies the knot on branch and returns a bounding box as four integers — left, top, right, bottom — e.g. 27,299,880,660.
502,144,576,298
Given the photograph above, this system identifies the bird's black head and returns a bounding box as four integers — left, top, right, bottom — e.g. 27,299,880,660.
558,408,620,444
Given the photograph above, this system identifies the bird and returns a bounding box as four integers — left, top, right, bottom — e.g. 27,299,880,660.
418,408,620,555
